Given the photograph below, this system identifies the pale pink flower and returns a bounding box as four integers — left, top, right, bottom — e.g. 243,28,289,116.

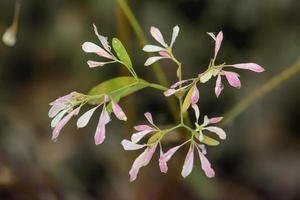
128,144,158,182
181,145,194,178
48,92,79,118
201,115,226,140
164,79,193,97
52,107,81,141
207,31,223,59
82,24,115,68
159,143,184,173
195,144,215,178
143,25,180,66
94,106,111,145
111,100,127,121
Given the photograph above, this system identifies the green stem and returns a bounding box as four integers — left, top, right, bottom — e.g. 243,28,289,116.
221,58,300,126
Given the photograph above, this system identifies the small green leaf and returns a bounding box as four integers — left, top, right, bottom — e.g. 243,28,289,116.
88,76,148,104
202,135,220,146
147,131,162,146
112,38,134,75
182,86,193,113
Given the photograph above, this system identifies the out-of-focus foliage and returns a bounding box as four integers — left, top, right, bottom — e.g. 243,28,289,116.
0,0,300,199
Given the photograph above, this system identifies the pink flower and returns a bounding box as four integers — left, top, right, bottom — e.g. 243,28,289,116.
94,106,111,145
82,24,115,68
159,143,184,173
181,143,215,178
52,107,81,141
205,31,264,97
121,112,160,181
200,115,226,140
111,99,127,121
143,25,179,66
48,92,79,118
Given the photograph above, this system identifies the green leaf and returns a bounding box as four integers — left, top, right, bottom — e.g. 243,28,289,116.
88,76,148,104
112,38,134,75
182,86,193,113
202,135,220,146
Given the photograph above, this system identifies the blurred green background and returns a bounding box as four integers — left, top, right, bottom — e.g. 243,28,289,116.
0,0,300,199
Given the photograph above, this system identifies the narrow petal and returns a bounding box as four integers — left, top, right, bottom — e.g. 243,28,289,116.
163,86,188,97
144,56,166,66
52,107,80,141
87,60,107,68
207,32,216,40
231,63,264,73
77,106,99,128
214,31,223,58
159,144,182,173
224,71,241,88
94,107,110,145
208,117,223,124
181,146,194,178
129,144,157,182
134,125,154,132
192,104,200,123
131,130,153,143
150,26,168,48
170,79,191,89
143,45,165,52
93,24,111,52
170,25,180,47
129,150,147,182
196,148,215,178
144,112,154,125
215,74,223,98
203,115,209,126
112,100,127,121
191,85,199,105
51,109,67,128
204,126,226,140
48,104,65,118
82,42,113,59
121,139,146,150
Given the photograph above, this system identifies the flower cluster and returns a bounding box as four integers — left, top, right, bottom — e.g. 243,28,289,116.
49,24,264,182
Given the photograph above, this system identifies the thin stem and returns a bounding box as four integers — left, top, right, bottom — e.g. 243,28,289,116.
221,58,300,126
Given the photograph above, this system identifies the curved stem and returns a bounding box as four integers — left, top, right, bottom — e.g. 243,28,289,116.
221,58,300,126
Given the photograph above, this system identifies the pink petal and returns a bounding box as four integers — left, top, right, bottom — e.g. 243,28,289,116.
214,31,223,58
82,42,113,59
77,106,99,128
144,56,166,66
159,144,182,173
143,45,165,52
224,71,241,88
158,51,171,58
129,144,157,182
204,126,226,140
170,79,191,89
191,85,199,105
231,63,264,73
196,148,215,178
181,146,194,178
51,109,67,128
192,104,200,123
112,100,127,121
87,60,106,68
94,107,110,145
52,107,80,141
208,116,223,124
134,125,154,131
150,26,168,48
93,24,111,52
215,74,223,98
144,112,154,125
121,139,146,150
131,130,153,143
170,25,180,47
48,104,65,118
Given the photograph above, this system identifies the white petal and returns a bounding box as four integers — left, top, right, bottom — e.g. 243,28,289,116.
87,60,106,68
144,56,166,66
181,146,194,178
121,139,146,150
144,112,154,125
150,26,168,48
143,45,165,52
51,109,67,128
192,104,200,123
93,24,111,52
204,126,226,140
170,25,179,47
207,32,216,40
77,106,99,128
131,130,153,143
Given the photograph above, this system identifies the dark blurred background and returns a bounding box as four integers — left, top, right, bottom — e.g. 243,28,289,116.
0,0,300,199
